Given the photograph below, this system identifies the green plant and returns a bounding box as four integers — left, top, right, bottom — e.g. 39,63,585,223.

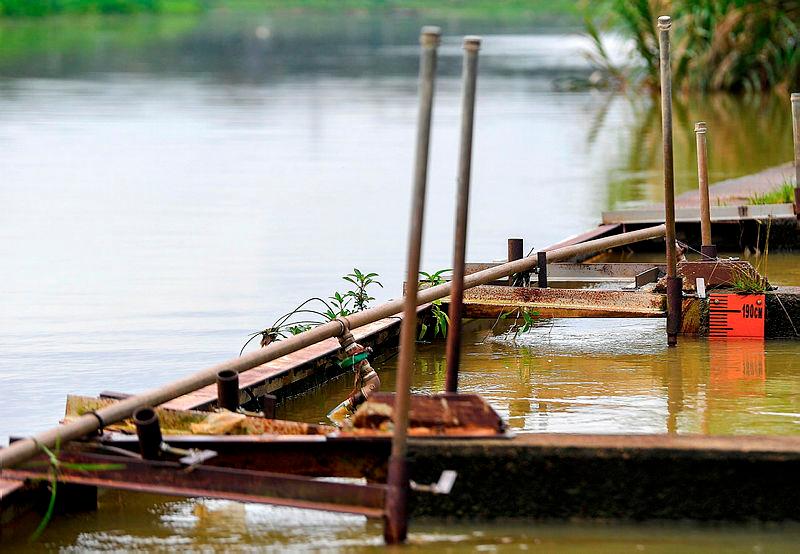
731,267,769,292
485,307,541,344
326,291,353,320
241,269,382,354
583,0,800,93
419,269,450,287
343,268,383,312
27,439,124,542
417,269,451,340
748,182,795,205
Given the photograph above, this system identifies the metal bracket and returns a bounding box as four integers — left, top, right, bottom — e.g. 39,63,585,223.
160,443,217,468
410,470,457,495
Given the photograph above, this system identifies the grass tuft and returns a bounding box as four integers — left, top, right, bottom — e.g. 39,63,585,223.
748,182,795,205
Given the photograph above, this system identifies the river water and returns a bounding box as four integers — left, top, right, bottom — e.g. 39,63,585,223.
1,9,799,551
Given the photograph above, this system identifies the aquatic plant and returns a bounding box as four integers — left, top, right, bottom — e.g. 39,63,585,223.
731,266,770,292
240,268,382,354
27,438,124,542
584,0,800,93
418,269,452,340
748,182,795,205
343,268,383,312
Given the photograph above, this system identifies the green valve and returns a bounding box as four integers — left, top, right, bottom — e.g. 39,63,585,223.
338,351,370,369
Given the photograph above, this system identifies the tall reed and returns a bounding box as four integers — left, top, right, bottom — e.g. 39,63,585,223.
585,0,800,93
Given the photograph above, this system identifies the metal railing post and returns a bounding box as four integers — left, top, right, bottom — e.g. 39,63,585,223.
384,25,440,545
694,122,717,258
445,36,481,395
658,15,682,347
507,238,523,285
792,93,800,216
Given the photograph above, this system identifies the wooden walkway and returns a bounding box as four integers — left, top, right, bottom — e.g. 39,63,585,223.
602,162,796,225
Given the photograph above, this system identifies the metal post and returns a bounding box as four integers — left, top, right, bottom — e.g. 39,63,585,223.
260,394,277,419
695,122,717,258
445,36,480,395
384,25,440,545
658,15,682,347
216,369,239,411
133,407,163,460
537,251,548,288
792,93,800,215
507,238,523,285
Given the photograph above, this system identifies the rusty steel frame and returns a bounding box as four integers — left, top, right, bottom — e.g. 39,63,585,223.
4,451,387,518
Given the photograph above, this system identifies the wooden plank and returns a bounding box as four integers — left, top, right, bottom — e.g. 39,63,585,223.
602,203,795,225
459,285,666,318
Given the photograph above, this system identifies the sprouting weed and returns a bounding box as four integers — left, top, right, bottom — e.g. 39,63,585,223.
240,269,382,354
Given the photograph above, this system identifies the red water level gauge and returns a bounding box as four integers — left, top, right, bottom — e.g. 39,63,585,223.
709,293,765,338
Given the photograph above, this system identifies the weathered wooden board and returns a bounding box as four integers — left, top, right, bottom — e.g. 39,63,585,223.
602,203,795,225
458,285,666,318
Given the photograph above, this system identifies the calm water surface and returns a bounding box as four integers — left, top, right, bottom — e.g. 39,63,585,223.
1,10,799,551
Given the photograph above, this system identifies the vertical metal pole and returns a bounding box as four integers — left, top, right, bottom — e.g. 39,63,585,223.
384,25,440,545
445,36,481,395
658,15,682,347
537,251,548,288
695,122,717,259
792,93,800,216
507,238,523,285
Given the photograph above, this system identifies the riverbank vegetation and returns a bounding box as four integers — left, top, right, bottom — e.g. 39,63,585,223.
585,0,800,93
0,0,581,19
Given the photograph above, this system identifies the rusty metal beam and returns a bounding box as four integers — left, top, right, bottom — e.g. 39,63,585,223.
4,451,386,518
459,286,666,319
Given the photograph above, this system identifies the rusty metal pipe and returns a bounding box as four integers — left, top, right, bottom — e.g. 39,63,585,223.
658,16,677,279
445,36,480,395
385,25,440,545
133,407,163,460
0,224,664,472
792,93,800,215
658,16,681,347
694,122,716,259
216,369,240,411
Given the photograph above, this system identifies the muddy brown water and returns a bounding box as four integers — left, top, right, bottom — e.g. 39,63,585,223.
1,10,800,552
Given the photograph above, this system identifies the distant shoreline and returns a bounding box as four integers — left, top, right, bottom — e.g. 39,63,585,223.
0,0,583,22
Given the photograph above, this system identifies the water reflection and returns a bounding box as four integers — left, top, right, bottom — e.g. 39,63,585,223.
282,318,800,437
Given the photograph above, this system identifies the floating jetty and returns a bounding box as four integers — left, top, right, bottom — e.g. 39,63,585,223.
3,22,800,546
